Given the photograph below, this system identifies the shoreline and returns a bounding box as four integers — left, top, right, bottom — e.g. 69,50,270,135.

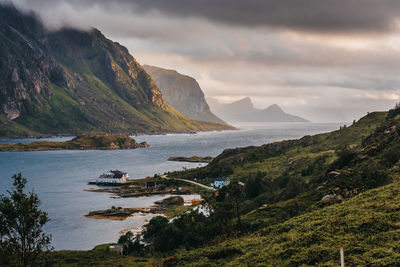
0,126,237,140
84,196,200,221
0,134,149,152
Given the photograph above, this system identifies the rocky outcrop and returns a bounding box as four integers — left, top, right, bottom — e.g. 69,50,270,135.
143,65,226,124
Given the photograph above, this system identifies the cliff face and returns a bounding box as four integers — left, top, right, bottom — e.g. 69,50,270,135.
0,5,228,137
143,65,226,125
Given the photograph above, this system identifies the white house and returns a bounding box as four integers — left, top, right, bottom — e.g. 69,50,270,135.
96,170,129,185
212,177,230,188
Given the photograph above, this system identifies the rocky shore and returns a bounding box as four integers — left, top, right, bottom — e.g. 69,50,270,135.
85,196,188,220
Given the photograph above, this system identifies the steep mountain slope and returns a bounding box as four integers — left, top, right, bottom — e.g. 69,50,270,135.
211,97,309,123
0,5,228,137
143,65,226,125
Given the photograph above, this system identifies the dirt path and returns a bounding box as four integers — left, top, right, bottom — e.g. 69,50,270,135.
160,175,215,191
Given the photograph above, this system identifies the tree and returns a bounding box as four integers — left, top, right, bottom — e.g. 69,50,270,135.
225,182,245,228
143,216,169,240
0,173,52,267
118,231,143,255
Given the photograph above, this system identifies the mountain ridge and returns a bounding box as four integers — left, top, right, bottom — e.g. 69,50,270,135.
209,97,310,123
0,4,230,137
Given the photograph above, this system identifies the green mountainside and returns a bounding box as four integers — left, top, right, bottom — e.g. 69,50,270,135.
0,5,230,138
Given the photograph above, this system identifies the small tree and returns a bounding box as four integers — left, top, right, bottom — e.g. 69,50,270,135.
225,182,245,228
0,173,52,267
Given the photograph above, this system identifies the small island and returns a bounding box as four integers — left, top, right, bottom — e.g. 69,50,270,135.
0,134,149,152
168,156,214,163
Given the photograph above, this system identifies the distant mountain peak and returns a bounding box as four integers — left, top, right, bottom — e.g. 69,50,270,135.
264,104,283,113
232,97,254,109
211,96,310,123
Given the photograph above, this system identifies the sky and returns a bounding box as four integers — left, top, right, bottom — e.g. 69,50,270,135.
8,0,400,122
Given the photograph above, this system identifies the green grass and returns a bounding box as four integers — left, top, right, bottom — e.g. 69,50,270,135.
173,182,400,266
37,250,157,267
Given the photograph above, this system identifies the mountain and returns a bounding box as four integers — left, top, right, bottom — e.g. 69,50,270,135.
0,5,230,137
143,65,226,125
210,97,309,123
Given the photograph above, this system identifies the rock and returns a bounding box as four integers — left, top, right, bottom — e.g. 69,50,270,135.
327,171,340,179
11,68,19,82
139,142,150,148
321,194,337,202
3,102,20,120
155,196,184,206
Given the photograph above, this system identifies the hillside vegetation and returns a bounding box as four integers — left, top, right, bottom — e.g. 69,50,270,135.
160,107,399,265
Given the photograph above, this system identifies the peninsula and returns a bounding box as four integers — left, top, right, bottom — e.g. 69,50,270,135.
0,134,149,152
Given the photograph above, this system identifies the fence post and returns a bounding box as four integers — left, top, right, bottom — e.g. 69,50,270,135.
340,246,345,267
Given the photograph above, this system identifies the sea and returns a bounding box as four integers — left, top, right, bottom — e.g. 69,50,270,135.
0,123,343,250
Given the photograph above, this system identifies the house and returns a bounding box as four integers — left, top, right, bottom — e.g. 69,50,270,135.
96,170,129,185
212,177,230,188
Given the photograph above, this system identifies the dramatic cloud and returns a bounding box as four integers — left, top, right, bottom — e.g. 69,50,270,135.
6,0,400,122
10,0,400,34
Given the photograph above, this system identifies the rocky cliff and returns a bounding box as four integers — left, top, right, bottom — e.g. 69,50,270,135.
143,65,226,125
0,5,229,137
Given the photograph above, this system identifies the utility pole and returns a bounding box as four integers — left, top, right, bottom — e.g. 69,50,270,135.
340,246,345,267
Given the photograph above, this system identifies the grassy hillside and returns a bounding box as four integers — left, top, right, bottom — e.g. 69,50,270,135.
174,181,400,266
159,107,400,265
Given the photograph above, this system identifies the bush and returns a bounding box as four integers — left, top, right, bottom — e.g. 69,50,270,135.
206,247,243,259
386,102,400,119
381,144,400,167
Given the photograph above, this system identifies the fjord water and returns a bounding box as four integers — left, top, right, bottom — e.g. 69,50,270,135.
0,123,342,250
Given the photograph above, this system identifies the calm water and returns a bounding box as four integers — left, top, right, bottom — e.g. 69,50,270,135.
0,123,342,250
